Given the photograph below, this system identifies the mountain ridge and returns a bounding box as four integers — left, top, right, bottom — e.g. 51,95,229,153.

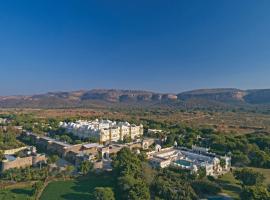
1,88,270,110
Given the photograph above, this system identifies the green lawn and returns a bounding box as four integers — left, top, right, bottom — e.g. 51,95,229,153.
0,187,33,200
40,172,117,200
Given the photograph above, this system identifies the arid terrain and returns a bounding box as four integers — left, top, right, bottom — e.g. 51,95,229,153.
2,107,270,134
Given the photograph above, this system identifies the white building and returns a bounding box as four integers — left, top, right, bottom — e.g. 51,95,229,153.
60,119,143,143
148,145,231,176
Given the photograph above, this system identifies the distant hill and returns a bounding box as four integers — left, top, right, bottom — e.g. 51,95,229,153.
1,88,270,111
178,88,246,103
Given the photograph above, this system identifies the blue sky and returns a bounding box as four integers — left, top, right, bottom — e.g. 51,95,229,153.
0,0,270,95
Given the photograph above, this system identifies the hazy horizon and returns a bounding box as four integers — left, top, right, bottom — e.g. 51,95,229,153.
3,86,270,97
1,1,270,95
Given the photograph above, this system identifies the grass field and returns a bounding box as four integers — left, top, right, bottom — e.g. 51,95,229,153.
40,172,117,200
0,187,33,200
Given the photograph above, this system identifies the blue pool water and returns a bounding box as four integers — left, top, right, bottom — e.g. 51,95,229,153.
174,159,191,167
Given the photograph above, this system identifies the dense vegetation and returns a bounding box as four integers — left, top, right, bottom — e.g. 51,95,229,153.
233,168,270,200
1,166,50,182
94,187,115,200
142,119,270,169
1,112,270,200
152,169,198,200
112,148,224,200
201,131,270,168
0,126,23,151
113,148,151,200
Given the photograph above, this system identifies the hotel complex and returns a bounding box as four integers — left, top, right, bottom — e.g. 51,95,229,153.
148,145,231,176
1,117,231,177
60,119,144,143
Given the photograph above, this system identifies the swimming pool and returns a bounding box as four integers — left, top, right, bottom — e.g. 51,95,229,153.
174,159,191,167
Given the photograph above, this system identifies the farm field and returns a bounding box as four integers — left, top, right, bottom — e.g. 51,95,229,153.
40,172,117,200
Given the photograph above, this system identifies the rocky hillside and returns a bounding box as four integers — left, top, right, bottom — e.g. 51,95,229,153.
1,88,270,110
177,88,247,103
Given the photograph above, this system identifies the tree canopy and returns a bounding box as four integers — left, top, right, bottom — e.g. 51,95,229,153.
234,168,265,187
94,187,115,200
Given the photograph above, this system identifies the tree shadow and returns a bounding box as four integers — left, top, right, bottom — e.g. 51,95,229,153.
217,179,241,193
61,193,90,200
10,188,32,196
222,184,241,193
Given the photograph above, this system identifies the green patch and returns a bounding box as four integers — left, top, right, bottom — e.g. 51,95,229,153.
0,187,33,200
216,172,241,200
40,172,118,200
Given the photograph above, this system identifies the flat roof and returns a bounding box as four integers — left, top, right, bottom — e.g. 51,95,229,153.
41,136,72,147
83,143,103,149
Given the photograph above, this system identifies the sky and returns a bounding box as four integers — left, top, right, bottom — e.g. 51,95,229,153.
0,0,270,95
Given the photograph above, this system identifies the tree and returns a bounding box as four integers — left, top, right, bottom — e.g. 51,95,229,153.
32,181,43,197
191,180,221,197
220,158,226,168
64,165,75,178
234,168,265,187
164,133,176,147
0,150,4,161
60,135,72,144
113,147,142,176
0,127,23,150
123,135,132,143
152,169,198,200
240,186,270,200
248,149,270,168
232,151,250,166
94,187,115,200
113,148,151,200
79,160,93,175
197,167,206,179
118,175,150,200
141,162,156,185
48,155,59,164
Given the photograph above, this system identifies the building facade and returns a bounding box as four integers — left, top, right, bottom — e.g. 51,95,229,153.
148,145,231,176
1,146,47,172
60,119,143,143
